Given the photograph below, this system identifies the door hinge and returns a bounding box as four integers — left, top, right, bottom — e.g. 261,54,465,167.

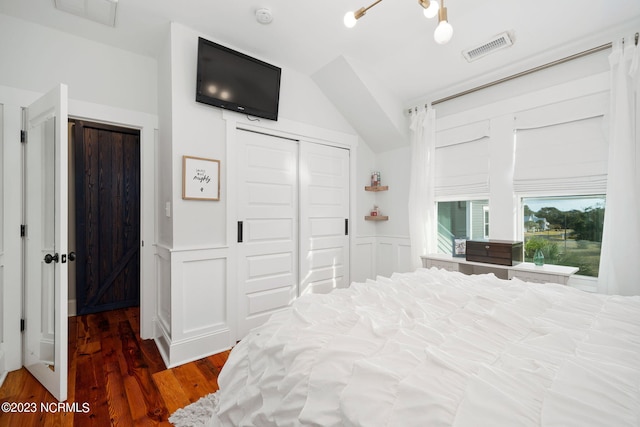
20,319,25,332
237,221,243,243
20,224,26,237
20,130,26,143
345,218,349,236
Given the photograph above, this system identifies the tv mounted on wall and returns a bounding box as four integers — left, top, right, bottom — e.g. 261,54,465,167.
196,37,282,121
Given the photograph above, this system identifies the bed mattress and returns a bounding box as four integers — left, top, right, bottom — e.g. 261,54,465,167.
207,268,640,426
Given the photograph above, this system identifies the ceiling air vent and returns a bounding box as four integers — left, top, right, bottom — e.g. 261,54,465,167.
462,32,514,62
54,0,118,27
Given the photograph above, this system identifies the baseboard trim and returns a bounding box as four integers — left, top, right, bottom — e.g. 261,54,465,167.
0,350,7,389
155,324,233,369
68,299,77,317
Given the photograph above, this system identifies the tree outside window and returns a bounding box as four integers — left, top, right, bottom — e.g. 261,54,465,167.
522,196,605,277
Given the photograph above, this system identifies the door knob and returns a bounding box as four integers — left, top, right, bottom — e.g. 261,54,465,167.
68,251,76,261
44,253,59,264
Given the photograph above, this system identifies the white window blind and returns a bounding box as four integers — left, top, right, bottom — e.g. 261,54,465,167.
435,121,490,198
513,92,608,194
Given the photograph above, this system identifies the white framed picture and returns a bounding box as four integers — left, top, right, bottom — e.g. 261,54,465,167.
453,237,467,257
182,155,220,201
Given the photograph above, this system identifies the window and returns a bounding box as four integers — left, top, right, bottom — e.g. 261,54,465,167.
437,200,489,254
522,195,605,277
483,206,490,239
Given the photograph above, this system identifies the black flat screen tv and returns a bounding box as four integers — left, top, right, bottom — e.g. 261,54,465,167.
196,37,281,121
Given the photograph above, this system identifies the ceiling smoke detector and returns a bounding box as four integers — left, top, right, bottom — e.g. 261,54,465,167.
255,8,273,24
462,32,514,62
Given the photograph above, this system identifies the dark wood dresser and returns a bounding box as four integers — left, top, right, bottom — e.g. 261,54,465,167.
465,240,523,266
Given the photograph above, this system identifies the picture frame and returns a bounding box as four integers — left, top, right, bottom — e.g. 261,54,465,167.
453,237,468,257
182,155,220,201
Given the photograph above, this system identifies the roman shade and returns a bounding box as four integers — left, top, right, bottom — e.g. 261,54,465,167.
513,92,609,194
435,120,490,198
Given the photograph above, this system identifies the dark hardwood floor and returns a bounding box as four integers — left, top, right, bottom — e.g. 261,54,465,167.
0,307,231,426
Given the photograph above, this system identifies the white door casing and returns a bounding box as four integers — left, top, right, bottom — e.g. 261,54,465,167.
299,142,350,295
23,84,68,402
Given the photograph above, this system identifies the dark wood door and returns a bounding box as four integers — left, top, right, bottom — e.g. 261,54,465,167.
73,120,140,315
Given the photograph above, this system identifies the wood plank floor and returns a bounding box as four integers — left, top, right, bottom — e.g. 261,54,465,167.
0,307,231,426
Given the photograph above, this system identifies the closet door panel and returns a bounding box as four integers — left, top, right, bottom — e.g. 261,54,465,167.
299,143,350,296
237,130,298,338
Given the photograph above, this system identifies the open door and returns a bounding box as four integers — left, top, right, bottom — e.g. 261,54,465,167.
23,84,68,401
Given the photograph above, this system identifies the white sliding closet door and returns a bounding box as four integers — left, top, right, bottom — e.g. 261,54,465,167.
236,129,299,338
299,142,350,295
236,130,351,338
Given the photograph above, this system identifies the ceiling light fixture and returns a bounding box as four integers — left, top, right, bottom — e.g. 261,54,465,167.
419,0,439,19
433,1,453,44
344,0,453,44
343,0,382,28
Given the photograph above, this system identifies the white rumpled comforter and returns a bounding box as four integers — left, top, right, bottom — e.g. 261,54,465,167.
207,268,640,426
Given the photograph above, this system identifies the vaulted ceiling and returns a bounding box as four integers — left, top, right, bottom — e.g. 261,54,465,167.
2,0,638,151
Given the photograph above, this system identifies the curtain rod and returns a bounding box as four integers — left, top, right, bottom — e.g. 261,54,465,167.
430,42,613,106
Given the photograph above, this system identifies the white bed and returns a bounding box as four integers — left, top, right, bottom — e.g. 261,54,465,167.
207,268,640,426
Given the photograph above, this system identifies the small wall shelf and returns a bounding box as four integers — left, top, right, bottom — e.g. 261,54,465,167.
365,215,389,221
365,185,388,192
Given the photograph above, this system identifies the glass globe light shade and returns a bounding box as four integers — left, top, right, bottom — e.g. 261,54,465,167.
434,20,453,44
344,11,357,28
423,1,439,19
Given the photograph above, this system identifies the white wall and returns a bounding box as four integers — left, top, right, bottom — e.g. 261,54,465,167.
155,22,363,367
374,147,411,239
158,22,358,249
388,48,618,291
376,146,414,276
0,14,159,374
352,137,415,282
432,49,611,119
353,137,377,282
157,24,174,248
0,14,157,115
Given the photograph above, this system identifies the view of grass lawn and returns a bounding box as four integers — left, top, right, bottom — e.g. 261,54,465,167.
524,230,601,277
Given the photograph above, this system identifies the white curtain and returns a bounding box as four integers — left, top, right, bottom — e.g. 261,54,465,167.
598,39,640,296
408,107,436,269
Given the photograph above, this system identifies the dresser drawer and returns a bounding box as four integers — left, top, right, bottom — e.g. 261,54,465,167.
509,270,568,285
425,259,459,272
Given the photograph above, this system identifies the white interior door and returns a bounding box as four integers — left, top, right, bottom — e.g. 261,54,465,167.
23,84,68,401
236,129,298,338
0,105,5,382
299,142,350,295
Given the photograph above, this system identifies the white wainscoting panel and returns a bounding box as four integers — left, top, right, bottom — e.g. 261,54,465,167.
377,241,395,278
154,245,233,368
353,237,376,283
395,240,414,273
155,246,172,338
354,236,412,282
181,258,226,334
